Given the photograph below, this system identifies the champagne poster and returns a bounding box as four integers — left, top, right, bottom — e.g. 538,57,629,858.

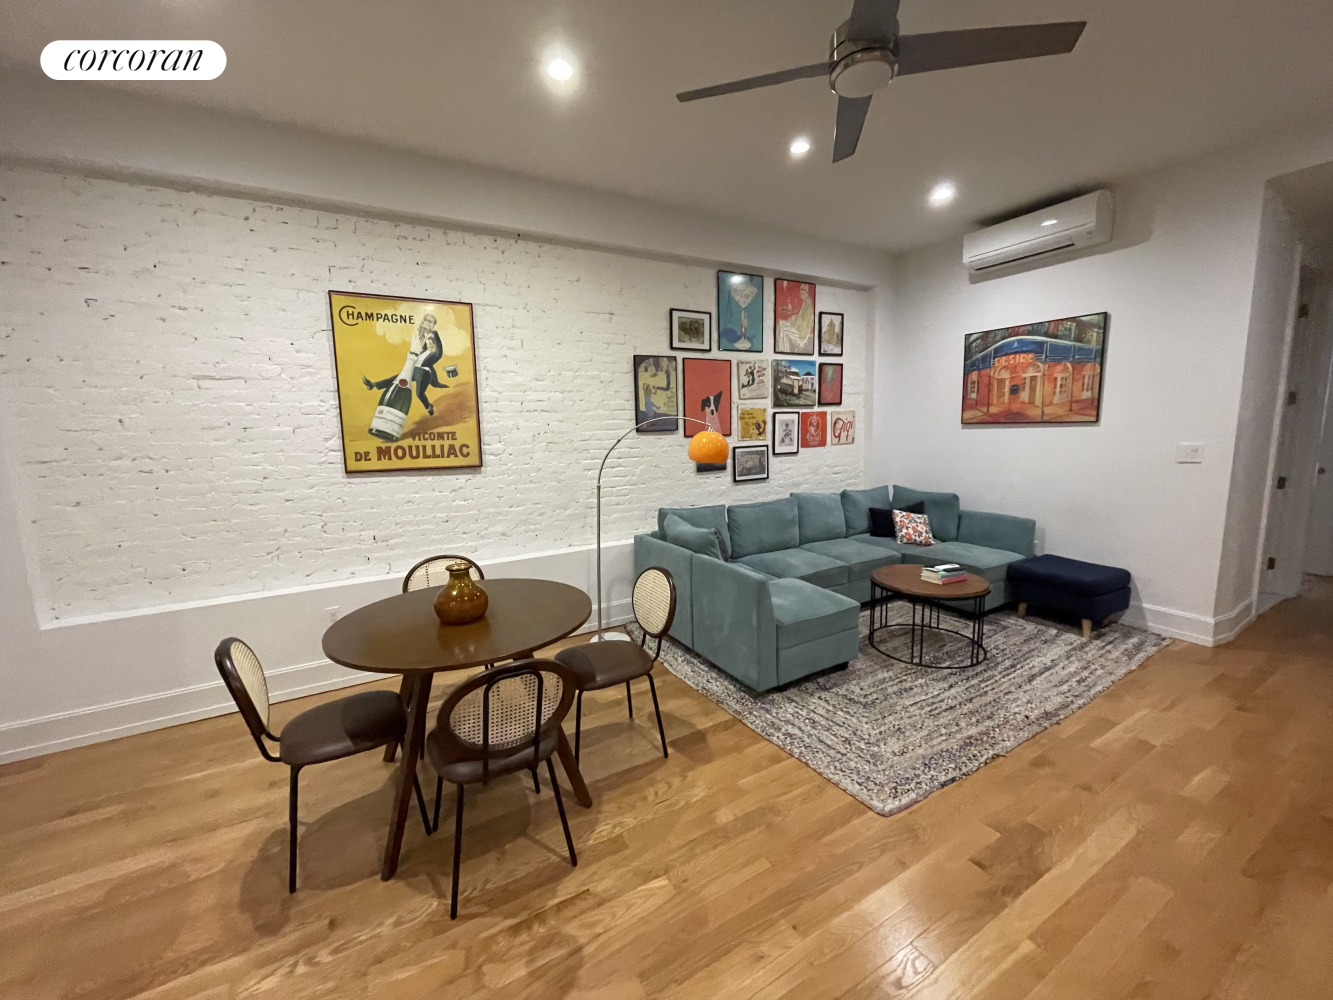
329,291,483,473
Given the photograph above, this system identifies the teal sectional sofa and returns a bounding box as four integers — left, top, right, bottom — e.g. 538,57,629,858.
632,485,1035,692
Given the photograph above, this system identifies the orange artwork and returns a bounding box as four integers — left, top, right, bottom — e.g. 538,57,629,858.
800,410,827,448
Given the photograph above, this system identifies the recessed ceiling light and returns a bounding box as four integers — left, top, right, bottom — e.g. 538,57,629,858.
1041,218,1059,227
540,44,580,94
927,181,957,208
789,137,811,158
545,58,573,82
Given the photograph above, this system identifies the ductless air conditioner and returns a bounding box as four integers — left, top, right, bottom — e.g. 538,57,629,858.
963,190,1114,272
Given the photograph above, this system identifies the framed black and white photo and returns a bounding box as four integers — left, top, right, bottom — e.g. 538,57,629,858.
772,411,800,456
670,308,712,352
732,445,769,482
818,312,844,356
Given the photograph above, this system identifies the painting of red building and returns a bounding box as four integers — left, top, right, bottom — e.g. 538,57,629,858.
961,313,1107,424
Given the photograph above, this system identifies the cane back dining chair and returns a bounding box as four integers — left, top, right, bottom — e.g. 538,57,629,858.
554,566,676,761
215,638,431,893
425,658,579,919
382,554,488,765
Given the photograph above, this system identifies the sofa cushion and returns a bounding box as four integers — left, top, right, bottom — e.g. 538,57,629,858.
958,509,1036,558
840,486,891,536
657,505,730,560
1008,554,1131,596
890,486,961,542
728,497,799,558
896,540,1026,584
792,492,847,544
662,514,724,561
801,538,902,579
735,548,848,589
768,578,861,649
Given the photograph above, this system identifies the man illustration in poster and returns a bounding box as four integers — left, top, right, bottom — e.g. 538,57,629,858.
362,314,450,415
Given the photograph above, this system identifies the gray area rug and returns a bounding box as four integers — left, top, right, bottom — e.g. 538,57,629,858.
637,605,1170,816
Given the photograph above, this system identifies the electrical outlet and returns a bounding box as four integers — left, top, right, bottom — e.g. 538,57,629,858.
325,606,340,625
1175,442,1204,464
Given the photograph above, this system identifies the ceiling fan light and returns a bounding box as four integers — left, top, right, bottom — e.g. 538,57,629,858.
829,48,896,98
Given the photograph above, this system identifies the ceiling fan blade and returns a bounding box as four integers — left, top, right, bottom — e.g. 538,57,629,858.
832,95,872,162
676,62,829,102
847,0,902,43
897,21,1086,76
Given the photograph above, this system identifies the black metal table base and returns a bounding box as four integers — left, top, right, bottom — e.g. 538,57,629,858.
869,582,988,669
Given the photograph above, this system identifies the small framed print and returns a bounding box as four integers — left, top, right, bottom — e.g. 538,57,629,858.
670,308,712,352
737,358,768,400
738,407,767,441
772,411,800,456
634,354,678,432
732,445,769,482
830,410,855,445
818,312,844,356
801,410,827,448
818,363,843,406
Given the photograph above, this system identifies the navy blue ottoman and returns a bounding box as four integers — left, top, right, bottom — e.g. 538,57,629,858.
1006,555,1131,638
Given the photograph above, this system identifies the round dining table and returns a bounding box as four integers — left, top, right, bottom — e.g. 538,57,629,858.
322,577,593,880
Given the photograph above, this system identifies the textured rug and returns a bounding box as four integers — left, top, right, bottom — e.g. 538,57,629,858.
636,605,1171,816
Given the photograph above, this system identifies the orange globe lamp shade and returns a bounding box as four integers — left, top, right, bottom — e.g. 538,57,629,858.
687,430,729,464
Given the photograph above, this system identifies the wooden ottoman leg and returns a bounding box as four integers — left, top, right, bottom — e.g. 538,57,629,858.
1081,618,1092,639
1017,602,1027,618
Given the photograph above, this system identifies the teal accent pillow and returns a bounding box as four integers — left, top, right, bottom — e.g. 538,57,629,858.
891,485,961,541
728,497,800,559
662,514,724,561
657,504,730,559
792,492,847,544
840,486,891,536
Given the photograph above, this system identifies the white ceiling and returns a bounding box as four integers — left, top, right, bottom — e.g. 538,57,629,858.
3,0,1333,252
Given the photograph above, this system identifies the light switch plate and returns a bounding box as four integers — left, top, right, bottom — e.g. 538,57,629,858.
1176,442,1205,464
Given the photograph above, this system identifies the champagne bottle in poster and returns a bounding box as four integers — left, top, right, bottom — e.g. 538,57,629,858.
368,350,419,442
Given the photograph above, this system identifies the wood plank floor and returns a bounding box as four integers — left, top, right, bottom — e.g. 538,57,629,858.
3,578,1332,999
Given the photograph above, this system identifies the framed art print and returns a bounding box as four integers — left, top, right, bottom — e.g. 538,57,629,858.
772,411,800,455
669,308,711,352
681,357,732,436
830,410,855,445
738,407,767,441
329,291,482,473
717,271,763,352
732,445,769,482
818,312,844,356
737,358,769,400
772,359,817,407
962,313,1108,424
818,363,843,405
800,410,827,448
774,278,815,355
633,354,678,432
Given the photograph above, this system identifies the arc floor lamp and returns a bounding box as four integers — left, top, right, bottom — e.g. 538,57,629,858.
593,417,729,641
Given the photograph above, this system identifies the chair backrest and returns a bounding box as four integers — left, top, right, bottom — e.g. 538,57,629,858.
632,567,677,639
434,659,576,784
215,637,279,760
403,554,485,593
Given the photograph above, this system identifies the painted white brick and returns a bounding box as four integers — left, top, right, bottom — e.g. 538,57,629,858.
0,166,869,623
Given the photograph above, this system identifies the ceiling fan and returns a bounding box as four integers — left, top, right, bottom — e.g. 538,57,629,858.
676,0,1086,162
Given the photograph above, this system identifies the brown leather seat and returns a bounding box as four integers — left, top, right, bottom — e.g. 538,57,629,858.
555,641,655,689
278,689,407,766
426,731,559,785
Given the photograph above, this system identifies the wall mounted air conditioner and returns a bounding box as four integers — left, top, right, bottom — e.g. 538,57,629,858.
963,190,1114,272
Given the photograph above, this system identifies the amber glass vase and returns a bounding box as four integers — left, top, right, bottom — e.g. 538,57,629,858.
433,562,489,625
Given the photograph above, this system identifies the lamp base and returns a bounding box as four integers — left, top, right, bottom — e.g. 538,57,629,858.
589,631,633,643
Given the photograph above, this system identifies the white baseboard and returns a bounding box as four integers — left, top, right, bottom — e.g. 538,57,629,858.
1120,597,1254,647
0,597,634,766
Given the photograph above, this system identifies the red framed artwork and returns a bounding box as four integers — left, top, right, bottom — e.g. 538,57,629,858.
800,410,827,448
681,357,732,436
818,363,843,405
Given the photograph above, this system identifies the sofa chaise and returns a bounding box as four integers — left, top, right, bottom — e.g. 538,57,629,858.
632,484,1036,692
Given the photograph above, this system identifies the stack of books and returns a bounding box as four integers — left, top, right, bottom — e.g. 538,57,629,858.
921,563,967,585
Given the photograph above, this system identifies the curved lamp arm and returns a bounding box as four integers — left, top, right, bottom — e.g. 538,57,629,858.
595,416,715,639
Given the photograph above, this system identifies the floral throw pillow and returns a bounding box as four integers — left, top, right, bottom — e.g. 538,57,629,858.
892,509,934,546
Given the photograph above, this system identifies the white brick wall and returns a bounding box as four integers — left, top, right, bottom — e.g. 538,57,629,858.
0,166,869,623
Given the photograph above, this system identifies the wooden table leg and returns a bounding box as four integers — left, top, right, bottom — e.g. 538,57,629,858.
555,728,592,808
384,674,413,763
382,671,433,880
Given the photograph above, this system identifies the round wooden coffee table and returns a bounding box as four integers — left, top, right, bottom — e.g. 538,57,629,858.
323,578,592,879
869,564,991,669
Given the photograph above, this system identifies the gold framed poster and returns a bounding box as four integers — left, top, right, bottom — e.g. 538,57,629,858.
329,291,482,473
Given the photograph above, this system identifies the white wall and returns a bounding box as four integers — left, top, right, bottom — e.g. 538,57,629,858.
1303,277,1333,576
0,105,883,762
873,124,1333,646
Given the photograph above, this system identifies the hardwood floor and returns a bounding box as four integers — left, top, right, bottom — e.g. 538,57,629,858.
2,579,1332,999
